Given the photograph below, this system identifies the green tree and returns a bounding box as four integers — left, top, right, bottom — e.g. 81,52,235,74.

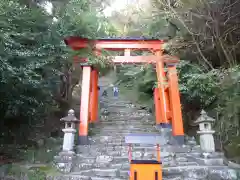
0,0,116,147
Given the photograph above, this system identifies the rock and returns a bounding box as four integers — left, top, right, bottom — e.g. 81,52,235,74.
182,167,208,179
94,168,118,177
96,155,113,163
206,167,236,180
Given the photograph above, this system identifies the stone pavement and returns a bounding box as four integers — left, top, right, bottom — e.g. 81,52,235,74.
49,80,238,180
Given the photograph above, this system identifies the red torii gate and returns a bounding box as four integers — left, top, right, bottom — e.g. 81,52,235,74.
64,37,184,145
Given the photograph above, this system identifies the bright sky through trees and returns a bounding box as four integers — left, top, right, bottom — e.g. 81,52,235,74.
41,1,53,14
103,0,131,17
42,0,138,17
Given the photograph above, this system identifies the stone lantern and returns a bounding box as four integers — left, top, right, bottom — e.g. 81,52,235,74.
195,110,215,153
54,109,79,173
60,109,79,153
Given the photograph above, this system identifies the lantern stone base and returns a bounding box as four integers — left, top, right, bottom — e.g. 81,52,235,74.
54,151,76,173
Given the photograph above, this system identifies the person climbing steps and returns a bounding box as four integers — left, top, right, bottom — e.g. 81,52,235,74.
113,85,119,97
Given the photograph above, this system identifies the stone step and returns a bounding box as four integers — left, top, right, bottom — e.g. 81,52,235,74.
107,112,148,116
90,135,177,145
73,158,128,169
75,150,164,161
101,118,145,123
95,129,157,134
98,123,156,127
101,118,154,122
75,151,171,161
47,174,124,180
89,135,125,142
97,124,156,128
106,104,132,108
97,126,156,131
107,101,132,105
97,123,155,127
98,128,159,134
76,148,128,157
98,121,144,125
106,111,141,114
73,159,202,174
163,177,183,180
73,161,130,172
77,144,193,154
96,132,153,137
162,165,233,179
49,164,235,180
74,151,191,164
119,170,129,178
75,168,120,177
96,127,157,132
99,121,154,125
107,110,148,116
73,160,200,173
88,140,124,145
106,108,138,112
99,121,155,125
95,128,157,133
74,156,96,164
106,104,135,108
74,151,199,166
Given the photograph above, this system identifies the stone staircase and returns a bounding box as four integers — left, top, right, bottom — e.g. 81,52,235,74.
49,87,238,179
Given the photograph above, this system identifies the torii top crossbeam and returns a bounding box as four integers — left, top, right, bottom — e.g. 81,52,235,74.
64,36,164,50
64,36,179,64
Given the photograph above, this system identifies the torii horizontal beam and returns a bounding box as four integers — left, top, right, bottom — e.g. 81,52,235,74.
64,36,164,51
73,55,179,64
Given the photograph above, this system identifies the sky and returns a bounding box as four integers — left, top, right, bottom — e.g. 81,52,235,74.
42,1,53,15
103,0,132,17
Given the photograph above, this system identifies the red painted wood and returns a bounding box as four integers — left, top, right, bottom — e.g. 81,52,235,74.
90,69,99,123
167,65,184,136
64,37,164,51
79,66,91,137
154,88,162,124
155,51,169,124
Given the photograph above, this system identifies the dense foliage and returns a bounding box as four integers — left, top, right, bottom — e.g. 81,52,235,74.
0,0,115,146
0,0,64,121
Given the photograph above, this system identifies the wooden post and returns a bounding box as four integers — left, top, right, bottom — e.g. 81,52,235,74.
155,51,169,124
90,69,99,123
164,86,171,121
154,88,162,125
88,71,92,122
79,65,92,144
167,64,184,136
